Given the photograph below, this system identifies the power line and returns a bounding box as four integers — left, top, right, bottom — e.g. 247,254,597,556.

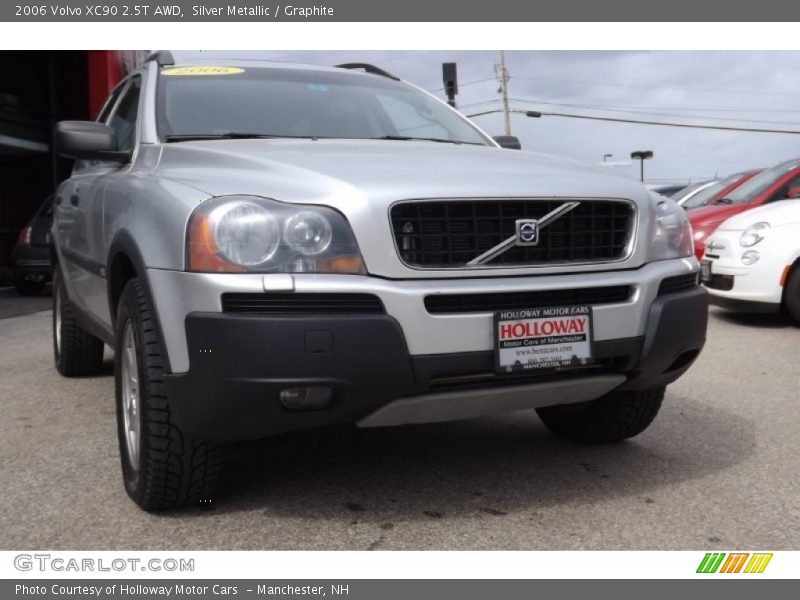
462,97,800,126
546,102,800,114
458,97,507,109
466,108,800,135
428,76,496,93
511,75,800,97
505,98,800,126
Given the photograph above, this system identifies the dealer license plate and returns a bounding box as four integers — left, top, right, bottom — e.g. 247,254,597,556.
700,259,712,283
495,306,593,374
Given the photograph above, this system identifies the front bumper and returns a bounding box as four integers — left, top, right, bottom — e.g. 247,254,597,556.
149,258,701,374
162,281,708,442
703,231,784,309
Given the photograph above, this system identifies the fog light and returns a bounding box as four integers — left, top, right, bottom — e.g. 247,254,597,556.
279,386,333,411
741,250,760,265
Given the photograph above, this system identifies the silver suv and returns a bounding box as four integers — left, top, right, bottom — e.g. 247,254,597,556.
51,53,708,510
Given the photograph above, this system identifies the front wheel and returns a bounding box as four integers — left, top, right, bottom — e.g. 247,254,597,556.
536,386,665,444
784,264,800,325
115,277,221,511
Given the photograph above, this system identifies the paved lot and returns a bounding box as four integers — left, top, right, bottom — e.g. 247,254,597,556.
0,286,51,319
0,301,798,550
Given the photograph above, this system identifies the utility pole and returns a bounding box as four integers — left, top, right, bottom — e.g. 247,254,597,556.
495,50,511,135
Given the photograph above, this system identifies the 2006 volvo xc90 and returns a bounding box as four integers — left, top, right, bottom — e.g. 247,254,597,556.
51,53,708,510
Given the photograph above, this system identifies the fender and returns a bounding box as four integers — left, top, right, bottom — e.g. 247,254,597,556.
106,230,173,373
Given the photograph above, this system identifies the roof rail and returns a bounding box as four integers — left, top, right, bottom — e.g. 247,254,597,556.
335,63,399,81
145,51,175,66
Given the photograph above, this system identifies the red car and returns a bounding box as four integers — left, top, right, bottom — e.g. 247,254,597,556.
680,169,761,210
689,159,800,259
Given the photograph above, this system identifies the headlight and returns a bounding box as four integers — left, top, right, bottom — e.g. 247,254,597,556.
741,250,760,265
212,201,280,266
187,196,365,274
739,222,770,247
646,195,693,261
284,211,333,256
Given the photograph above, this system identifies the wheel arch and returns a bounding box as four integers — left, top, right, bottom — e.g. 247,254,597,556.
781,254,800,304
107,230,173,373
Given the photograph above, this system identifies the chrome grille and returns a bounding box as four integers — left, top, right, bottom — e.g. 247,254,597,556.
391,199,635,268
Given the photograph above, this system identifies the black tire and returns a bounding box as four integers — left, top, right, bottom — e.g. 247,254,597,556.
783,264,800,325
536,386,665,444
115,277,221,511
14,277,46,296
52,268,104,376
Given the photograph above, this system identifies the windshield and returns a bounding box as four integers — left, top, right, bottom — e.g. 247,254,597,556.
682,173,745,208
671,181,707,202
725,163,799,204
157,66,490,145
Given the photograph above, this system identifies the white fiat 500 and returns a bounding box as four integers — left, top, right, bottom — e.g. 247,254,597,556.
702,199,800,322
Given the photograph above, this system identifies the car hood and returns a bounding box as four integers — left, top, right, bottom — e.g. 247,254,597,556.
715,199,800,231
151,138,651,204
688,202,750,233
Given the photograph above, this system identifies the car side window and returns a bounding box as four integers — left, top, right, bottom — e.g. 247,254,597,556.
107,76,142,154
73,81,130,172
768,172,800,203
96,81,127,124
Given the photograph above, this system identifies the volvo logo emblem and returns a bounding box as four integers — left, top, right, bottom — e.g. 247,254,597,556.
515,219,540,246
467,201,581,265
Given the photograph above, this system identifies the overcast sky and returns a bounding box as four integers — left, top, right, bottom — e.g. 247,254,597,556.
187,51,800,184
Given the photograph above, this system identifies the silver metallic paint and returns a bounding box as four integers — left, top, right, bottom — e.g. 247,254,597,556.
52,60,697,381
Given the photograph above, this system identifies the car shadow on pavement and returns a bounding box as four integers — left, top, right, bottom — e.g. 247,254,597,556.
709,307,796,329
158,393,755,522
0,287,52,320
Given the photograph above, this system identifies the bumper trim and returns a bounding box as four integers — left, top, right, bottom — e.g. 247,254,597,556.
357,374,626,428
163,285,707,441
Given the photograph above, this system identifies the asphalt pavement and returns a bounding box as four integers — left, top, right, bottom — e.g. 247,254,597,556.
0,299,798,550
0,286,51,319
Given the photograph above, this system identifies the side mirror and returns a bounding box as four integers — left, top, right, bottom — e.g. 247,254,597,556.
492,135,522,150
54,121,129,162
786,186,800,199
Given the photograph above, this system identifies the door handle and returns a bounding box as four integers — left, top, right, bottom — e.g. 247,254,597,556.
70,194,80,206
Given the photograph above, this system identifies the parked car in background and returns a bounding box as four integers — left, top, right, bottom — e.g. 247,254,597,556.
11,194,54,295
671,180,715,206
680,169,760,210
648,183,689,197
688,159,800,259
702,200,800,323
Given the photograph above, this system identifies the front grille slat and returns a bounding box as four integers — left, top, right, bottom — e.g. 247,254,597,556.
222,293,385,314
391,199,634,269
425,286,632,315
